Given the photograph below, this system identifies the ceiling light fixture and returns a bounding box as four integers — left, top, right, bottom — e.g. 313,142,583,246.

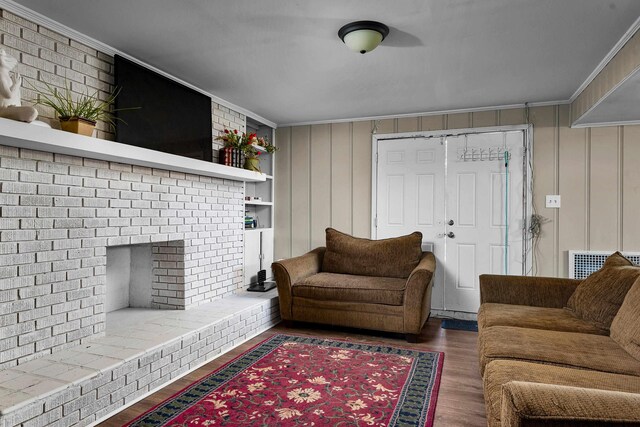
338,21,389,54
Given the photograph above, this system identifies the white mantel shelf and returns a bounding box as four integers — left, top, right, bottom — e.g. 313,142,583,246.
0,118,266,182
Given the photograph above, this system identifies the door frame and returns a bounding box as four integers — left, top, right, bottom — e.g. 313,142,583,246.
371,124,533,275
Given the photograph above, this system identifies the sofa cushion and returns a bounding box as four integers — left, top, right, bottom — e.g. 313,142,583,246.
322,228,422,279
611,277,640,361
566,251,640,330
478,303,607,335
483,360,640,427
292,272,406,305
478,326,640,377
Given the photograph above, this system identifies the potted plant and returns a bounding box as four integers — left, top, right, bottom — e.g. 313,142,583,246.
240,133,277,172
216,129,278,172
216,129,277,172
33,80,127,136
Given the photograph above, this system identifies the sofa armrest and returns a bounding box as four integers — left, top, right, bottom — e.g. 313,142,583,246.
480,274,581,308
271,247,326,319
404,252,436,333
501,381,640,426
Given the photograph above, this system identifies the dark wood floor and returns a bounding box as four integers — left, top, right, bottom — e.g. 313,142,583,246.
99,319,486,426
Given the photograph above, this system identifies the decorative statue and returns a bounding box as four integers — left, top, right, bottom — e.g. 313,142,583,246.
0,49,38,123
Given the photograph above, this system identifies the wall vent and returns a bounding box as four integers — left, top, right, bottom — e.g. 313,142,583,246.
568,250,640,279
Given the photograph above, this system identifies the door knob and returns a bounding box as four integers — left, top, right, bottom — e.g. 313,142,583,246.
448,219,455,226
446,232,455,238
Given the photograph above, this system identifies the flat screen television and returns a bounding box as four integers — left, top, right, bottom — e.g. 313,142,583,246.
114,55,212,161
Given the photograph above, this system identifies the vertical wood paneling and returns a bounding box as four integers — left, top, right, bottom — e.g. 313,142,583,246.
590,127,620,250
622,126,640,251
276,106,640,279
274,127,291,260
557,105,588,277
290,126,311,256
376,119,395,134
472,111,498,127
331,123,352,233
499,108,526,126
531,106,558,276
447,112,471,129
310,124,332,248
421,115,445,131
352,120,372,238
397,117,419,133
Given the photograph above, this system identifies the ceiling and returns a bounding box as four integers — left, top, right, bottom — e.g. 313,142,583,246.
16,0,640,125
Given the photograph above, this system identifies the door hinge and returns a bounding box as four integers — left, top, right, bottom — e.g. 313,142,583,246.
375,153,378,163
374,217,378,227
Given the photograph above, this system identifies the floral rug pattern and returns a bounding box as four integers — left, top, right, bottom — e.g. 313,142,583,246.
127,334,444,427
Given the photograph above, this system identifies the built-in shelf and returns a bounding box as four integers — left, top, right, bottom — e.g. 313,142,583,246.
245,200,273,206
0,118,266,182
244,227,273,233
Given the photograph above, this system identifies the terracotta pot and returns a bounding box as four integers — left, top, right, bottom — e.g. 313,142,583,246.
244,156,261,172
59,117,96,136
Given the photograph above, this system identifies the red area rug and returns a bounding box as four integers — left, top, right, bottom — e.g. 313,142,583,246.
126,334,444,426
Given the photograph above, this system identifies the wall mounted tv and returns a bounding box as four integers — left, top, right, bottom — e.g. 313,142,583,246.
114,55,212,162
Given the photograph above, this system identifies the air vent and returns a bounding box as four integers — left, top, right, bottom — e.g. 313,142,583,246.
569,250,640,279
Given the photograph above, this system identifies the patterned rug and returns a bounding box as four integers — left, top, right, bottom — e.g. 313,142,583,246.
126,334,444,426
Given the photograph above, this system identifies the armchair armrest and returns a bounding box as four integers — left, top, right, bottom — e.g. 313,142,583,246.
501,381,640,426
404,252,436,334
480,274,581,308
271,247,326,319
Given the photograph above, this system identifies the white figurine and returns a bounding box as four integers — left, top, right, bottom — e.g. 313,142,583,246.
0,49,38,123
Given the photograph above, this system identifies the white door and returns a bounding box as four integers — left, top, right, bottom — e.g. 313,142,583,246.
443,132,525,312
375,130,527,314
376,137,447,310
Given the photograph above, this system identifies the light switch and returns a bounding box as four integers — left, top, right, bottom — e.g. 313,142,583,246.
545,195,561,208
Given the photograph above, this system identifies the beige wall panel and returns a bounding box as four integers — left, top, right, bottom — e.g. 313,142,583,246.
397,117,420,132
274,127,291,260
530,106,558,276
589,127,621,251
447,112,471,129
376,119,396,134
622,126,640,251
557,105,588,277
290,126,311,256
472,110,498,127
352,120,373,238
421,115,445,131
310,124,332,248
499,108,526,126
331,122,353,234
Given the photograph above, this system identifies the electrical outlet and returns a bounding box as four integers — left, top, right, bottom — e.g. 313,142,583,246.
546,195,561,208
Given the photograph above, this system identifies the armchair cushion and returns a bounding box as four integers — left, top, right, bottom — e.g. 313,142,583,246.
293,273,406,305
566,252,640,330
322,228,423,279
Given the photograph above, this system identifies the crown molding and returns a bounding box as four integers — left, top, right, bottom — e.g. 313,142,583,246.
0,0,277,128
569,15,640,103
278,100,568,127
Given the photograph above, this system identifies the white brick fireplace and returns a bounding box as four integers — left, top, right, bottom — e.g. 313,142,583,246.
0,119,280,427
0,119,260,370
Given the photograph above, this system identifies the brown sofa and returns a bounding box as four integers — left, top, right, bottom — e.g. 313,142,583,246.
478,252,640,426
272,228,436,342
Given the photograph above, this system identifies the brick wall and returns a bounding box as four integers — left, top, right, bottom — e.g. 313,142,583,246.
0,9,247,156
0,145,245,369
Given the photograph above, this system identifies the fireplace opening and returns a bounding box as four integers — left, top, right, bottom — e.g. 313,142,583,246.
106,240,186,312
106,244,153,312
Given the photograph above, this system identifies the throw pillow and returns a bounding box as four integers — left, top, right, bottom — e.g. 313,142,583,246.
321,228,423,279
611,277,640,361
566,252,640,330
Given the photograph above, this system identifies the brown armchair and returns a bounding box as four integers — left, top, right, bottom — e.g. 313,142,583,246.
272,228,436,342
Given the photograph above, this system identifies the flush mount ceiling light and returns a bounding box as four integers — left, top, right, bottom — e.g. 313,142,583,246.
338,21,389,54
